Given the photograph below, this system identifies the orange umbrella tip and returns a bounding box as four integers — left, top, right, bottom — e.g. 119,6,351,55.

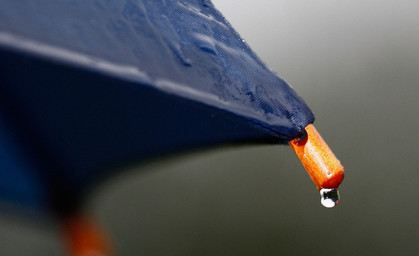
288,124,344,208
63,214,113,256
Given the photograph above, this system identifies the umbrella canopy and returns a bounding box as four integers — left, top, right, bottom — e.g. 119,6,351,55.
0,0,314,215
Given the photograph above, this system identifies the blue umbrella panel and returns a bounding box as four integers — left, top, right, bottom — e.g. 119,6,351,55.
0,0,314,215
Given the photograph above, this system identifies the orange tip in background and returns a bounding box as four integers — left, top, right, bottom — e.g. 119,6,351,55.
63,214,112,256
289,124,344,208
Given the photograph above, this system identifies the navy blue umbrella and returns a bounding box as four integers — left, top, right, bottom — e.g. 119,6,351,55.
0,0,328,254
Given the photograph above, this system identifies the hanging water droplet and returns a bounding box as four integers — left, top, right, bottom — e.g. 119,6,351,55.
320,188,340,208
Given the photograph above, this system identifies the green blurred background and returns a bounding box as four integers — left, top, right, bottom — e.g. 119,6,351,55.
1,0,418,255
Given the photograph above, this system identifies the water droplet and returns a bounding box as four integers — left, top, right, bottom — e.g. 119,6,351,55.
202,0,212,7
320,188,340,208
193,35,217,55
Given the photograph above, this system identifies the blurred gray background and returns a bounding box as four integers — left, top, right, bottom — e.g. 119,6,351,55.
1,0,418,255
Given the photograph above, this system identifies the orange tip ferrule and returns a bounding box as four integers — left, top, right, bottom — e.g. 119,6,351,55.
63,214,112,256
288,124,344,190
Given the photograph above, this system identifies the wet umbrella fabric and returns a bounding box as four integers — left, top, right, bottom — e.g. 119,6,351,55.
0,0,314,215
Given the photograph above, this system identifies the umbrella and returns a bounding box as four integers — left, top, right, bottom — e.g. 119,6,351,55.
0,0,343,255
